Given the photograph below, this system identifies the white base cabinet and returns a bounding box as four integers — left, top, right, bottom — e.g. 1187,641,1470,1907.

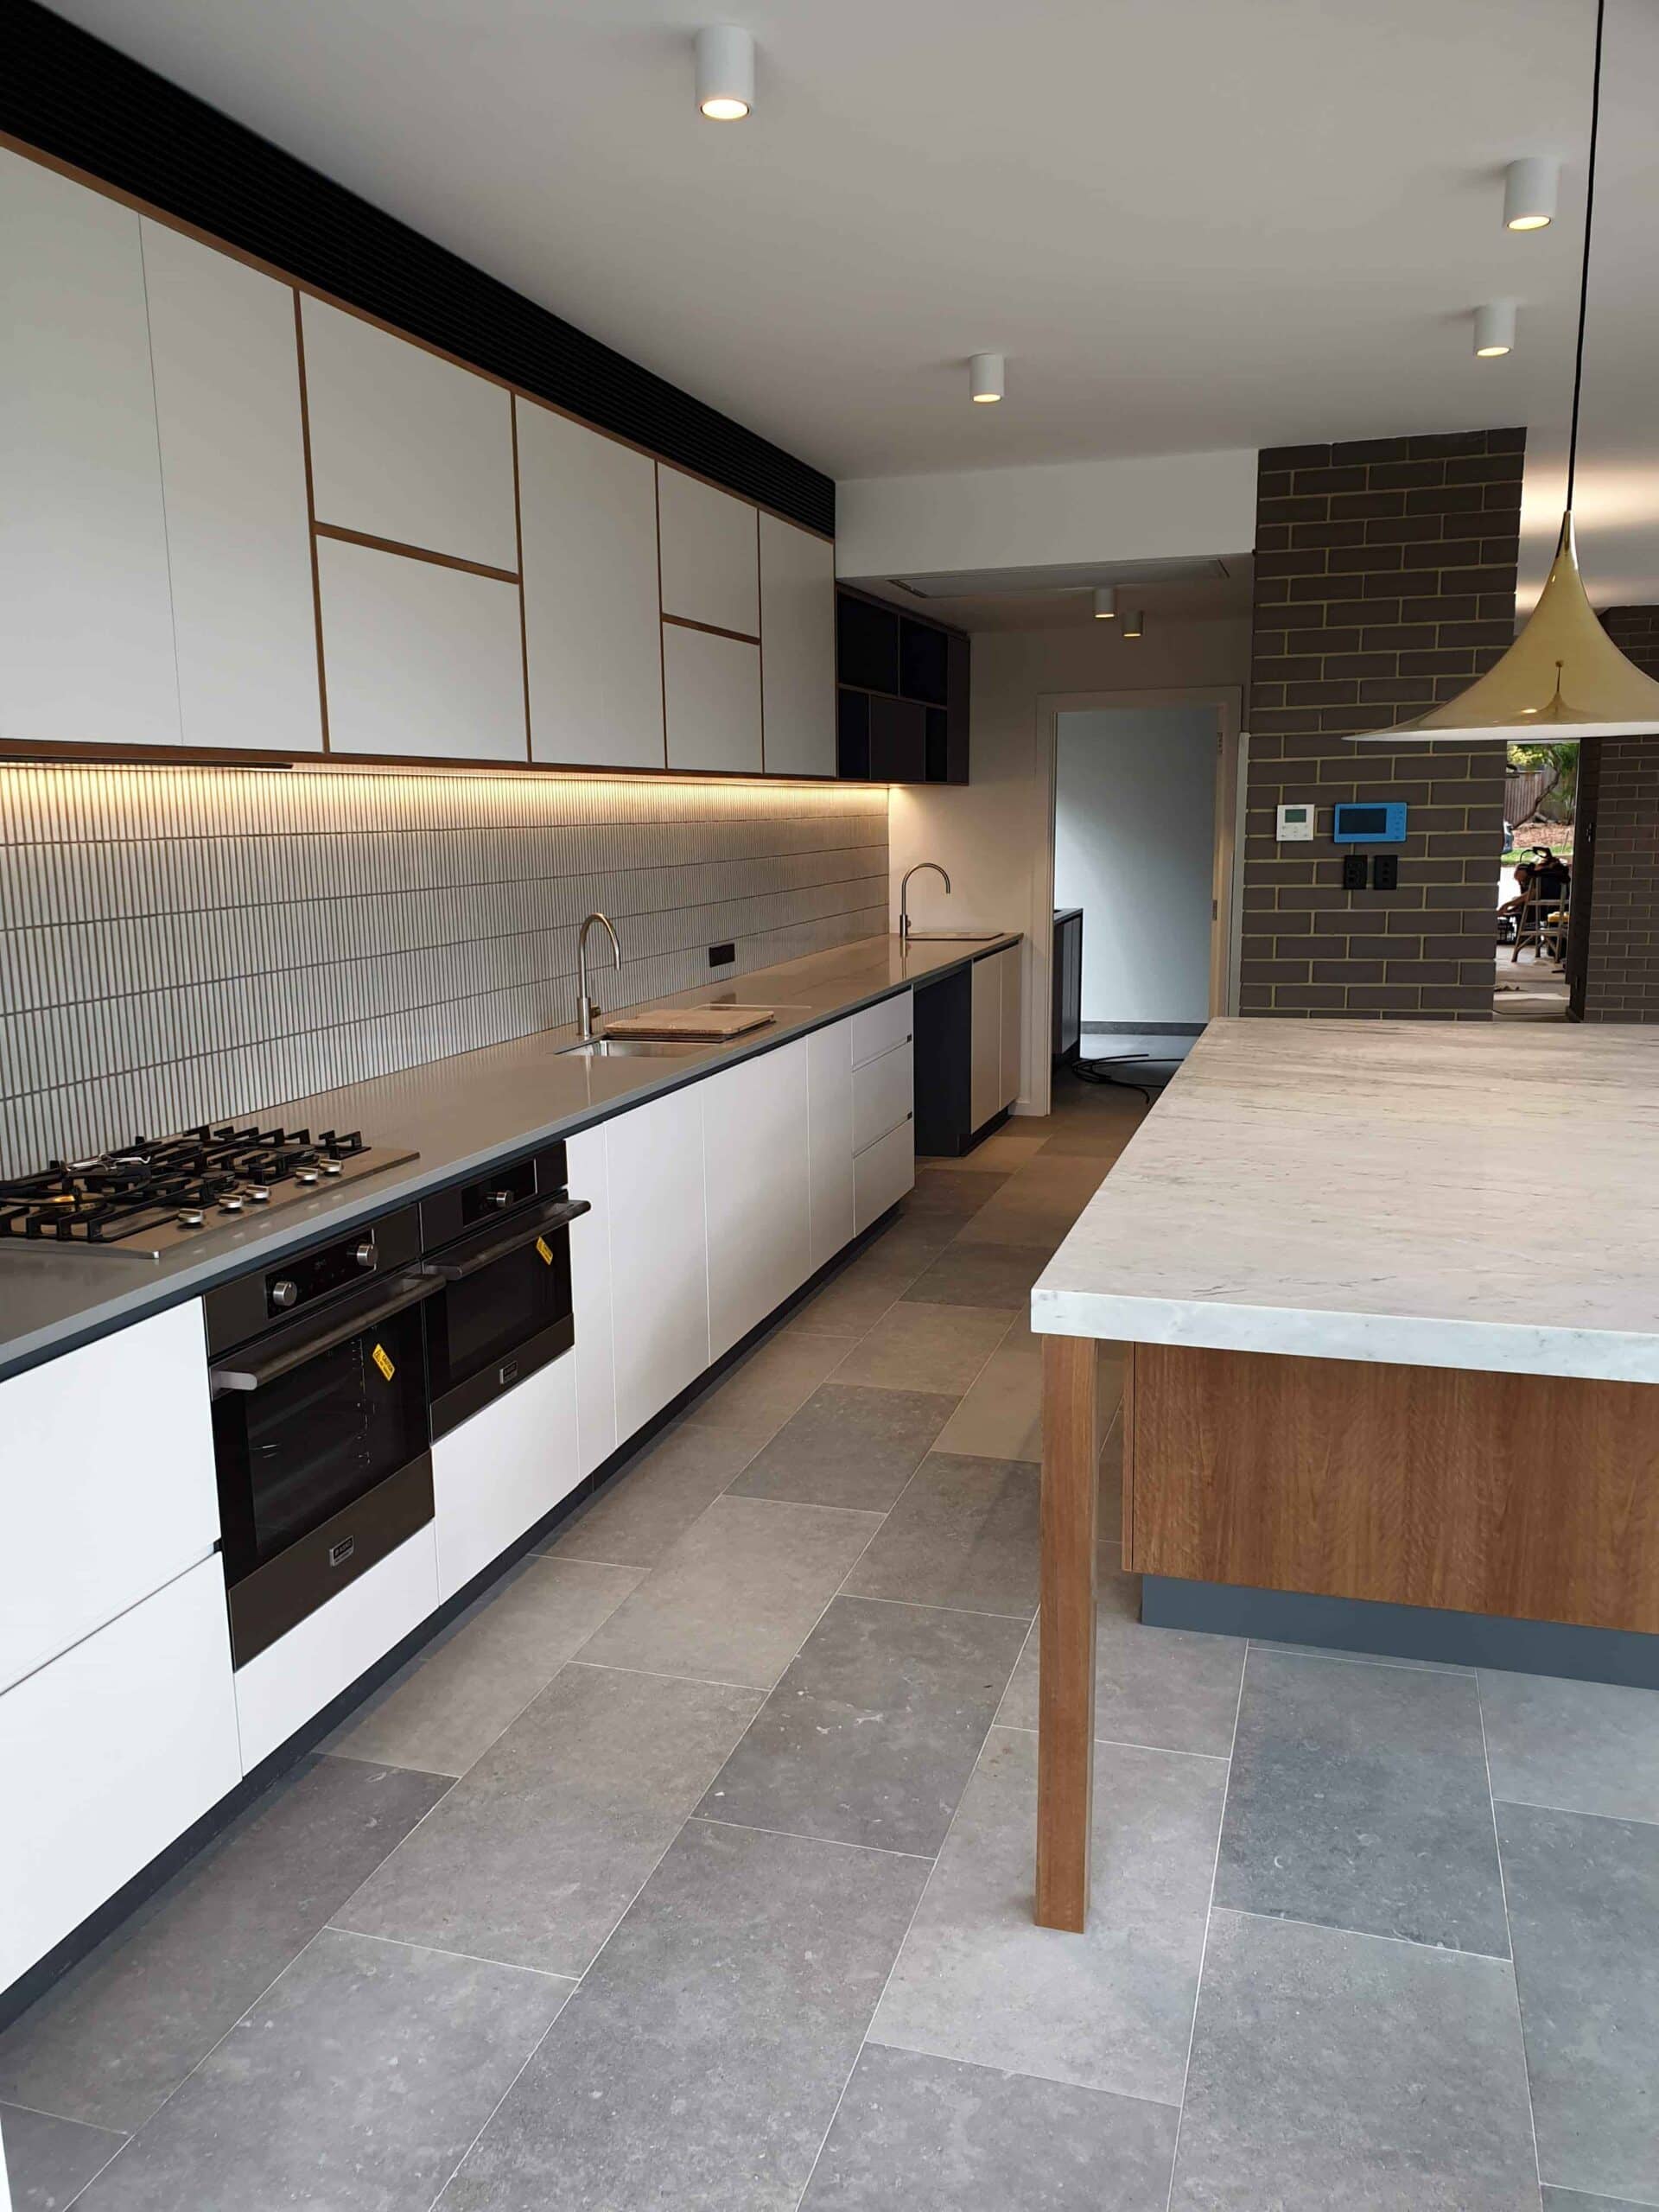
702,1039,811,1362
567,1126,619,1478
970,945,1023,1129
807,1022,855,1267
0,1554,240,1992
855,1117,915,1233
0,1302,220,1696
234,1529,440,1773
432,1352,580,1602
605,1084,711,1441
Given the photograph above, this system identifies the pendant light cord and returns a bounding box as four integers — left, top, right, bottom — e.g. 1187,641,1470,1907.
1566,0,1605,510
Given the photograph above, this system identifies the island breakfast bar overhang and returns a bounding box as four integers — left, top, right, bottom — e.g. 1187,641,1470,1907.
1029,1019,1659,1932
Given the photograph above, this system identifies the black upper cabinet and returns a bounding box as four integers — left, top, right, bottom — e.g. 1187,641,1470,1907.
836,588,969,785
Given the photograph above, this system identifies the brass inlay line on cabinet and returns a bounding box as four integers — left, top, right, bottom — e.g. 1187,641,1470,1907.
311,521,520,585
660,613,761,647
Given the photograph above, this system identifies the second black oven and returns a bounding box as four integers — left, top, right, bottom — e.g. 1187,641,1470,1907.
419,1141,588,1439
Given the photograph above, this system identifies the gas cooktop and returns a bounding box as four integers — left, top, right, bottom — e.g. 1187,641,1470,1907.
0,1124,418,1260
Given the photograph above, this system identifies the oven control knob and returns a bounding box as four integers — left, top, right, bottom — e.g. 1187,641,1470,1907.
353,1241,378,1271
270,1278,299,1310
485,1189,514,1210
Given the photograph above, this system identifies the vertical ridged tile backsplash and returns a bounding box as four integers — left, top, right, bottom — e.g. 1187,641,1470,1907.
0,764,888,1176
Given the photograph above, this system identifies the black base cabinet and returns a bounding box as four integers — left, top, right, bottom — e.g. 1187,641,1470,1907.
912,969,1008,1157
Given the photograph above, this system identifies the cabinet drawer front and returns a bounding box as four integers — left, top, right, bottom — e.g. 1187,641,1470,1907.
853,1039,913,1156
854,1116,915,1235
234,1528,440,1773
0,1554,239,1992
0,1302,219,1695
850,989,912,1070
432,1352,580,1601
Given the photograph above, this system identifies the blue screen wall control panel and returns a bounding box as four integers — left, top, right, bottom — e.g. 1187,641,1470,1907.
1332,801,1408,844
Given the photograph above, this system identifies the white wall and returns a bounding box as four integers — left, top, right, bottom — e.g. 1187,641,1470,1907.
836,448,1256,581
889,613,1250,1111
1056,705,1217,1027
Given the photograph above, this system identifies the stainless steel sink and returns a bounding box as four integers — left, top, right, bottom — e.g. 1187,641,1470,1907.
903,931,1005,943
556,1037,709,1060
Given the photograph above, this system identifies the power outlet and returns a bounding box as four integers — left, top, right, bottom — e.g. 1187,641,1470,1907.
708,941,736,967
1372,854,1400,892
1341,853,1368,892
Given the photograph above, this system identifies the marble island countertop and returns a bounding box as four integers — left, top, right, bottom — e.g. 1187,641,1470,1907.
0,929,1019,1383
1032,1018,1659,1384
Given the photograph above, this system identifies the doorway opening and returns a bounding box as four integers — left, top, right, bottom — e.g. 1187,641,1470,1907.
1046,691,1243,1098
1496,741,1577,1022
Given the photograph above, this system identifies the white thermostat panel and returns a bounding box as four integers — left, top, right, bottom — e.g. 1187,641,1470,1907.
1276,803,1316,842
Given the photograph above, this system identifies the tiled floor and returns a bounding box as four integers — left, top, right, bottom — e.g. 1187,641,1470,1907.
5,1071,1659,2210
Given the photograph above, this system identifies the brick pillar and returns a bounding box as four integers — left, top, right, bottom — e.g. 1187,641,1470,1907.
1241,429,1523,1019
1570,622,1659,1025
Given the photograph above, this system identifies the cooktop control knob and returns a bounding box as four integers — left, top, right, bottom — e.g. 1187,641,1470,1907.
270,1278,299,1310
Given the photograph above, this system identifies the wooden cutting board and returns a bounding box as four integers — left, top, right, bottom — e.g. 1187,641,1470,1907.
601,1005,778,1041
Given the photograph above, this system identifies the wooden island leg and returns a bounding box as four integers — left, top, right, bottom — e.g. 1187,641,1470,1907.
1036,1333,1100,1930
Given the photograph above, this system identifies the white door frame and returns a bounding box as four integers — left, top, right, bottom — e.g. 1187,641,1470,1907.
1034,686,1246,1113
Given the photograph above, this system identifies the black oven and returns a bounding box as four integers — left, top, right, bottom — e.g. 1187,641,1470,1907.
419,1143,588,1439
206,1204,438,1666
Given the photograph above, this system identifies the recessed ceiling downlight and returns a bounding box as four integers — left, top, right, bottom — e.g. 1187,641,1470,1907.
969,353,1005,404
1503,156,1558,231
1474,301,1516,358
696,25,753,120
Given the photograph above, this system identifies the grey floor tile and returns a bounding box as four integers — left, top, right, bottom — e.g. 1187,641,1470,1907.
903,1168,1009,1220
1499,1800,1659,2202
336,1664,760,1977
930,1128,1051,1171
1542,2194,1656,2211
997,1549,1243,1757
77,1929,570,2212
1167,1908,1539,2212
1214,1647,1510,1955
789,1253,924,1336
544,1421,760,1567
681,1330,861,1449
325,1556,644,1776
0,1757,450,2134
844,1452,1039,1619
798,2044,1177,2211
1482,1669,1659,1824
441,1820,928,2212
872,1728,1224,2105
900,1242,1054,1313
0,2102,126,2210
834,1303,1013,1397
698,1596,1027,1855
728,1382,956,1511
931,1327,1043,1462
575,1495,881,1688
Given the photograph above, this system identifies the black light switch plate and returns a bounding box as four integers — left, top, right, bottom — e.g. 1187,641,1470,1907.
708,941,736,967
1341,854,1368,891
1372,854,1400,891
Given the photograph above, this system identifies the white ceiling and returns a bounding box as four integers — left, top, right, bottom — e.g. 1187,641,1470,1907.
48,0,1656,599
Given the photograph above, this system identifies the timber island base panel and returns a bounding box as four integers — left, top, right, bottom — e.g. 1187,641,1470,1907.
1029,1019,1659,1930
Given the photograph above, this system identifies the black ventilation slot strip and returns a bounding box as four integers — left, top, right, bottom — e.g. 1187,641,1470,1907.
3,1,834,539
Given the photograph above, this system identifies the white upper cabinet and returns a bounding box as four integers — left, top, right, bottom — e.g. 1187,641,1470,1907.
663,623,763,774
657,465,760,636
317,535,526,760
300,296,518,569
518,402,664,769
759,514,836,777
0,149,180,747
141,222,322,753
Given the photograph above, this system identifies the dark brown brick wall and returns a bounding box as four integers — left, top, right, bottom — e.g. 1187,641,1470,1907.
1601,605,1659,681
1243,429,1523,1020
1576,736,1659,1026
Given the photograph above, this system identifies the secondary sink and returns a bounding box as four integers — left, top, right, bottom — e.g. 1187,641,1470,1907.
556,1037,709,1060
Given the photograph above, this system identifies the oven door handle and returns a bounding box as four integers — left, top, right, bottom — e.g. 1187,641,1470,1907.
418,1195,591,1283
209,1271,443,1395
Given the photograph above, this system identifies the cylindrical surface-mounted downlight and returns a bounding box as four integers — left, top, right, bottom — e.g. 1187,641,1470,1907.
1503,156,1557,231
696,26,753,119
1474,301,1516,358
969,353,1005,404
1093,587,1117,620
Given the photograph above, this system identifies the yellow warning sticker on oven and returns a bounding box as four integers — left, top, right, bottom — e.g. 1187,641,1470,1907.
535,1236,554,1266
372,1343,396,1382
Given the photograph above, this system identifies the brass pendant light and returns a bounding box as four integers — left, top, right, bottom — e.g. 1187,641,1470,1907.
1351,0,1659,743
